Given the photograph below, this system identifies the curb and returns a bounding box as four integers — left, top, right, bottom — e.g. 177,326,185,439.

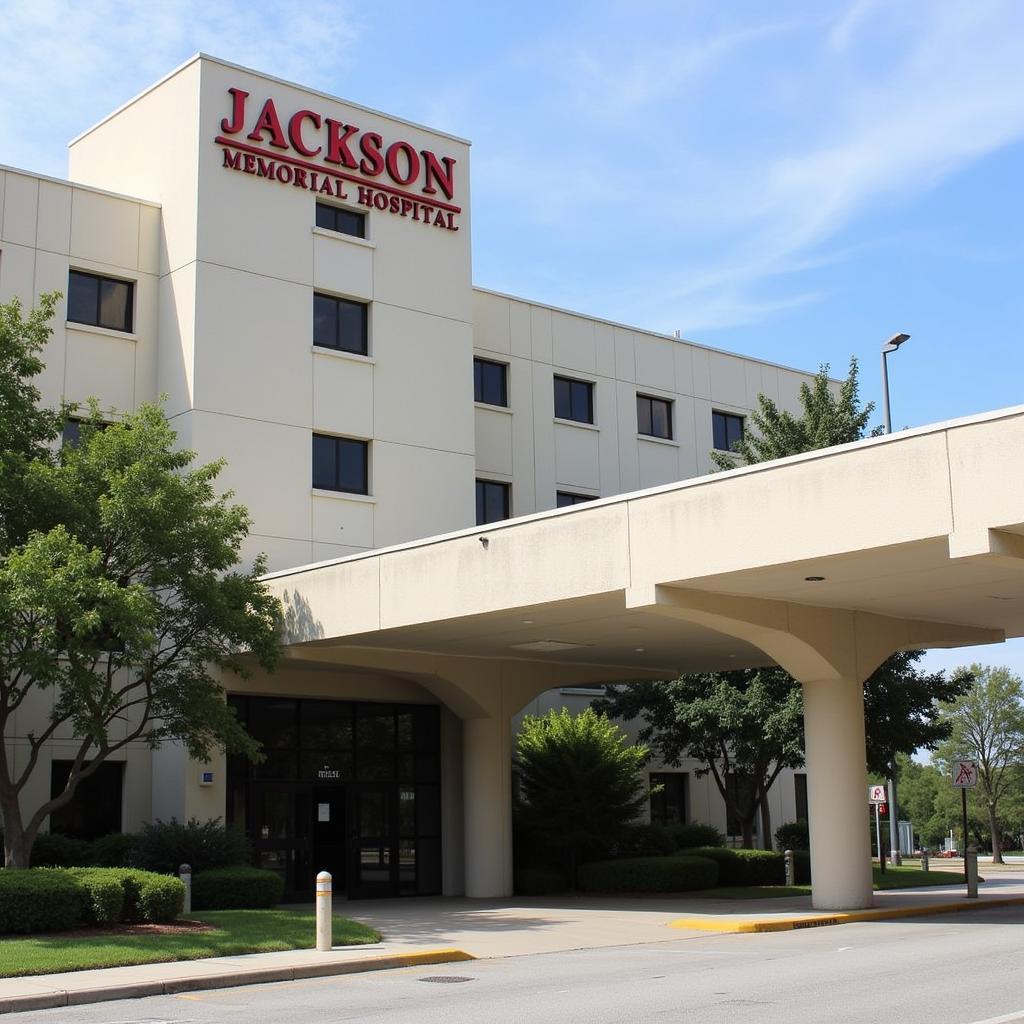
0,948,476,1015
669,894,1024,934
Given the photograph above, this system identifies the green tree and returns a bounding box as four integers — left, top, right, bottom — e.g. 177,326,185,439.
0,295,282,869
935,665,1024,862
514,708,650,887
594,669,804,849
710,357,879,471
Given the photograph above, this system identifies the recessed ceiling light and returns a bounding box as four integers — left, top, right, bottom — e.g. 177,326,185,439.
634,647,646,653
521,619,535,624
804,576,826,582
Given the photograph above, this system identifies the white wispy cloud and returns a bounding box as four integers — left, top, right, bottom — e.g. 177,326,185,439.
0,0,361,176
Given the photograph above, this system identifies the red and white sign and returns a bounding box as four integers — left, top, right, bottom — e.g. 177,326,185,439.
951,760,979,788
868,784,887,804
216,88,461,232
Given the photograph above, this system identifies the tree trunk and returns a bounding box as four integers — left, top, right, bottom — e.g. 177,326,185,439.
759,791,773,851
0,792,33,869
741,815,755,849
988,803,1004,864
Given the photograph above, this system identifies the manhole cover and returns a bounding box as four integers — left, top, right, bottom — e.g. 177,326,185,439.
418,975,475,984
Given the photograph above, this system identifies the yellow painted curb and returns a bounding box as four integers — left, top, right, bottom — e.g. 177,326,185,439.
669,895,1024,934
382,948,477,968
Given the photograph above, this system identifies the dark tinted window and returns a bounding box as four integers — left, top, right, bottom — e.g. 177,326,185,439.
556,491,594,507
315,202,366,238
313,293,368,355
68,271,134,333
50,760,124,840
637,395,673,439
312,434,369,494
712,411,745,451
650,772,687,827
473,358,508,406
476,479,510,524
795,773,808,823
553,376,594,424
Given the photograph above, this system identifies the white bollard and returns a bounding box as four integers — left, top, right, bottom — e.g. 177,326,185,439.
965,847,978,899
179,863,192,916
784,850,795,887
316,871,333,951
921,848,929,873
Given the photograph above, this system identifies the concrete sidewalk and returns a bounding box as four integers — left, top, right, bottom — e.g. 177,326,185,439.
2,873,1023,1015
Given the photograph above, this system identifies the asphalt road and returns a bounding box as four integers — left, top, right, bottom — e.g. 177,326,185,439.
12,905,1024,1024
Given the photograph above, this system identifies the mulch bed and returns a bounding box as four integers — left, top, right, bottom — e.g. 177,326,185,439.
8,919,217,940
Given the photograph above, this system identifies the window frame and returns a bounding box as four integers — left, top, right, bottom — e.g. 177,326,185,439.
712,410,745,452
67,269,135,334
313,292,369,356
556,491,595,508
315,202,367,239
637,394,674,440
475,478,511,525
312,433,369,495
473,357,509,407
553,375,595,424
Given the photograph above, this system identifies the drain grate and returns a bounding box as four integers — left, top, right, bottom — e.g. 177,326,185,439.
418,975,475,984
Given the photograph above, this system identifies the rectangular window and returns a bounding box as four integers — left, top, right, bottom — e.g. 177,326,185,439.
553,376,594,424
475,479,510,525
556,491,595,508
650,772,687,826
712,411,744,452
315,202,366,239
637,394,673,439
67,270,134,333
473,357,508,407
312,434,369,494
313,293,368,355
794,773,808,823
50,760,124,841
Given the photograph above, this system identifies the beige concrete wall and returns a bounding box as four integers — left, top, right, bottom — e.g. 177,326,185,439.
0,166,160,417
472,288,817,515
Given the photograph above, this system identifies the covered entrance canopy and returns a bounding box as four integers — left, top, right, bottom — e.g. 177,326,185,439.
263,406,1024,910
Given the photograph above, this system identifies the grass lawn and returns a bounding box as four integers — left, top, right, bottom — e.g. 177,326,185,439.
0,909,381,978
689,865,971,900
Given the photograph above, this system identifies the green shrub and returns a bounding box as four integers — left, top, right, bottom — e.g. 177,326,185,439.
90,832,140,867
578,854,719,893
514,865,568,896
191,866,284,910
30,832,92,867
67,868,125,925
0,868,85,933
775,820,810,852
688,847,785,886
133,817,250,874
665,823,725,850
615,823,676,858
111,869,185,923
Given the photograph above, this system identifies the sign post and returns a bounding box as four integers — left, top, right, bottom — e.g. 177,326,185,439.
868,784,887,874
951,758,979,898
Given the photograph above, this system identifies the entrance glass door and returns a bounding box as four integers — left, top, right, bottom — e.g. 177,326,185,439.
251,783,312,898
349,783,396,898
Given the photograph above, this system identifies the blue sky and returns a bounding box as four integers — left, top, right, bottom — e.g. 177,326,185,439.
2,0,1022,674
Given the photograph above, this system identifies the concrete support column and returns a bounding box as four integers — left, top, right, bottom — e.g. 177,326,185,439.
463,714,513,897
801,675,874,910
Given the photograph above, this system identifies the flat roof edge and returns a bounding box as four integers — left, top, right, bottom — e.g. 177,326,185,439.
262,402,1024,583
471,285,835,383
69,53,472,150
0,163,161,208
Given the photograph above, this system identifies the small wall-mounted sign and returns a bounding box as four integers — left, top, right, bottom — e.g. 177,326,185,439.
317,765,341,781
198,770,215,787
318,802,330,823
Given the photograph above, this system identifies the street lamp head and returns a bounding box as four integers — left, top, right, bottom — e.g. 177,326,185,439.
883,332,910,354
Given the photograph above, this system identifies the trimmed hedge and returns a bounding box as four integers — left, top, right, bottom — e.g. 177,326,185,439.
665,823,725,850
0,867,183,933
0,869,85,933
687,847,784,886
514,865,568,896
578,855,719,893
29,832,93,868
775,820,810,852
67,868,125,925
191,866,284,910
90,832,141,868
133,818,251,874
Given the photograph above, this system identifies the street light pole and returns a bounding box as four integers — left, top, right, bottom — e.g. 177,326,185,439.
880,332,910,865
